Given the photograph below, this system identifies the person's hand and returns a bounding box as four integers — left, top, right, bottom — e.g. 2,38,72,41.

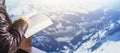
20,17,30,24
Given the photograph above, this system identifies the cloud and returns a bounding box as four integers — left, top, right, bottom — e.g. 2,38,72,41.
7,0,119,16
6,0,102,15
31,0,102,14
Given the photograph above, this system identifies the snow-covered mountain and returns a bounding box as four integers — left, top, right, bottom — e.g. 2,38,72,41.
6,0,120,53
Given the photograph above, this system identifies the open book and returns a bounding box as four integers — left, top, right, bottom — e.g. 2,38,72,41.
21,12,53,38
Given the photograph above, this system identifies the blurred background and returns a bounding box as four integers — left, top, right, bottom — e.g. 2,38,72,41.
6,0,120,53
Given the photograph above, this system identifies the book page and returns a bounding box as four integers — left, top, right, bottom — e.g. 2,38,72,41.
24,13,53,38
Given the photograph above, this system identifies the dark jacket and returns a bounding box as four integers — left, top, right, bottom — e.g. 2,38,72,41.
0,5,28,53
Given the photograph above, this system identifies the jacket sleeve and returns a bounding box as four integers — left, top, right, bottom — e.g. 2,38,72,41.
0,11,28,53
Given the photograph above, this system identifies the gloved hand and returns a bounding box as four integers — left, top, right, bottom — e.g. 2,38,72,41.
20,17,30,24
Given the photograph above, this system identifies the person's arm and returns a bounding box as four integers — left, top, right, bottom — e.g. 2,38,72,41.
0,10,29,53
9,18,28,53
